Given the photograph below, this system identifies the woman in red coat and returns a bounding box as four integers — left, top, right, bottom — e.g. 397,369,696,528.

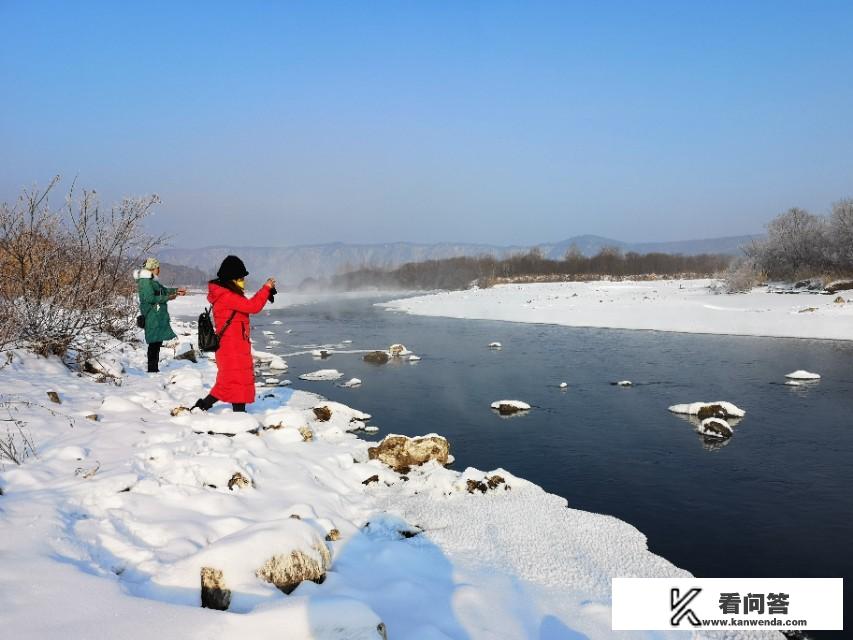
193,255,276,412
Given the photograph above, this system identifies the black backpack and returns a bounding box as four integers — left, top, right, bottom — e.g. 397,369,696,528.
198,307,236,352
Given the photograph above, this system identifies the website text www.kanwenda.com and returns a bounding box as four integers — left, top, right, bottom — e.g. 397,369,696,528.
701,618,808,628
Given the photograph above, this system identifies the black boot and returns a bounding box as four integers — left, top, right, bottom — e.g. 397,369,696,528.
147,341,162,373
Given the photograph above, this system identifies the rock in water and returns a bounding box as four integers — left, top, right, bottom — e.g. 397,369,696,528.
699,417,733,439
368,435,450,472
490,400,531,415
488,342,502,349
363,351,390,365
388,344,410,357
668,401,746,419
200,567,231,610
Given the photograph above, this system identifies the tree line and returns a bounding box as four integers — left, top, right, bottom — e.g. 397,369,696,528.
327,248,733,291
744,200,853,281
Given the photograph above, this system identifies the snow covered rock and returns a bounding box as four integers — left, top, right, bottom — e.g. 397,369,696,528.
785,370,821,380
299,369,343,381
388,344,411,357
83,352,124,378
559,382,568,389
698,417,733,439
200,567,230,610
311,349,331,359
825,278,853,293
407,354,421,362
173,342,197,363
313,406,332,422
255,542,331,594
341,377,362,388
490,400,531,415
368,434,450,472
363,351,389,365
668,401,746,419
612,380,633,387
228,472,252,490
268,356,288,370
488,342,502,349
466,474,510,493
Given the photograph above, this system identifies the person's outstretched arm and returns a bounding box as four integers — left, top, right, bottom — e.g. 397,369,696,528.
221,283,272,315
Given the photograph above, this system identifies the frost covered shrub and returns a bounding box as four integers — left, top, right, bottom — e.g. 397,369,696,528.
0,177,164,356
723,258,764,293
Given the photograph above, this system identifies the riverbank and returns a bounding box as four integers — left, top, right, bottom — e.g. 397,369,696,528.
381,279,853,341
2,315,770,640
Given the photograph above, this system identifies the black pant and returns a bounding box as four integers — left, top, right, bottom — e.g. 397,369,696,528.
147,341,162,373
194,394,245,413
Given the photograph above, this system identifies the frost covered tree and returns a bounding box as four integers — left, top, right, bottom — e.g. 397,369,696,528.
829,198,853,272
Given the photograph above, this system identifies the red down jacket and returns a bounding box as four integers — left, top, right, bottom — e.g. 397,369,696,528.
208,281,272,404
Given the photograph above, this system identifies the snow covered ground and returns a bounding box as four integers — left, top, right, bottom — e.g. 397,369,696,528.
381,279,853,341
0,319,779,639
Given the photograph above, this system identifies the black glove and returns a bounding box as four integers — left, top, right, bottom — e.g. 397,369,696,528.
268,286,277,304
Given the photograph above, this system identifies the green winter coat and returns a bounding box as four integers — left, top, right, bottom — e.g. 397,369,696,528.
136,270,177,344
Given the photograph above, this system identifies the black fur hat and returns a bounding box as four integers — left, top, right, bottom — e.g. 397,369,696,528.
216,255,249,280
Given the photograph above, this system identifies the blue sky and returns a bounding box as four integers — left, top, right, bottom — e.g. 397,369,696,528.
2,1,852,247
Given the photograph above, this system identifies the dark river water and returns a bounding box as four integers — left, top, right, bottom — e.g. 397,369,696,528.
259,293,852,633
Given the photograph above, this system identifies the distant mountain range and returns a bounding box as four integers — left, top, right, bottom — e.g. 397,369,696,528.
159,234,758,288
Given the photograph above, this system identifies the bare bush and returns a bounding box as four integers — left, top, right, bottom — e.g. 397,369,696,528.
723,258,764,293
0,177,165,356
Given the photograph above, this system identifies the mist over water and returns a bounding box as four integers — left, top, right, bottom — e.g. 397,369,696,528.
256,294,853,610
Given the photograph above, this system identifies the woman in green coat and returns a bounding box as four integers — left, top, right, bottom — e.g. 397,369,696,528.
135,257,187,373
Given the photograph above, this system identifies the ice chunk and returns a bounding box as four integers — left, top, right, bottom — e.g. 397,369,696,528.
299,369,344,381
785,370,821,380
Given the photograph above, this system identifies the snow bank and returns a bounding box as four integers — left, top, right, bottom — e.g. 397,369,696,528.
381,279,853,341
0,329,776,640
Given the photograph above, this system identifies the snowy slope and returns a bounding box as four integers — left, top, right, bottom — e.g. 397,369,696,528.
0,323,778,639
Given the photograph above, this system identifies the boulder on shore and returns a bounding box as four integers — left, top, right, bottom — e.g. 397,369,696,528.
200,567,230,610
255,543,331,594
368,434,450,472
825,279,853,294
